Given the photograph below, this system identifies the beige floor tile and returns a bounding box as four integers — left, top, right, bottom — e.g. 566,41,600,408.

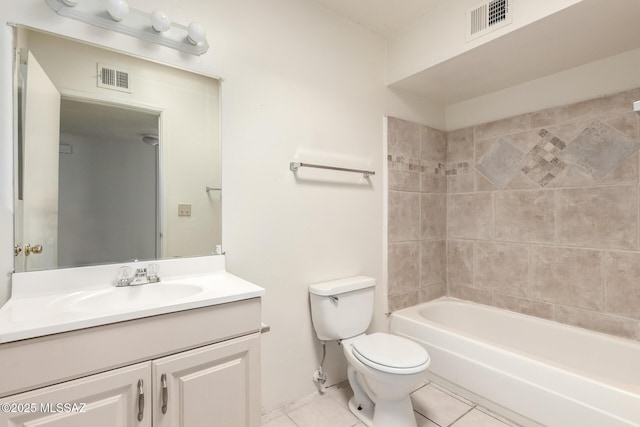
476,406,523,427
262,413,298,427
429,382,474,406
411,383,472,426
324,382,353,409
287,394,360,427
416,412,440,427
453,409,512,427
262,409,288,425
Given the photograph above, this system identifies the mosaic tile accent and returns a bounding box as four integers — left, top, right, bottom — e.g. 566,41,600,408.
558,120,640,180
521,129,567,187
475,138,524,189
425,160,447,175
388,155,446,175
446,162,470,176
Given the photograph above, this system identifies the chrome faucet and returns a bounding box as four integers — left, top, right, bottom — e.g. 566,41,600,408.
116,264,160,287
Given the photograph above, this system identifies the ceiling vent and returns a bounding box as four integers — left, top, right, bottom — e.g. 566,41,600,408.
466,0,512,42
97,63,131,93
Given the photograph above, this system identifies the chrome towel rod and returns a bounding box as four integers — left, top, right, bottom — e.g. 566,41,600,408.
289,162,375,178
206,186,222,193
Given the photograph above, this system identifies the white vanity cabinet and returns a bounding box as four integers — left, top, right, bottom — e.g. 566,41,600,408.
153,333,259,426
0,298,262,427
0,362,152,427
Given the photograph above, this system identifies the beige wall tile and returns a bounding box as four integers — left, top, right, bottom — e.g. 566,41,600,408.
420,283,446,303
448,193,493,240
475,114,531,140
389,169,420,192
388,290,421,312
421,194,447,239
504,129,543,154
421,126,446,162
474,137,493,160
421,173,446,193
447,174,474,193
531,247,603,310
389,191,421,242
494,294,554,320
599,153,638,186
449,284,494,306
531,89,640,129
531,98,602,129
544,166,594,188
604,251,640,319
421,240,446,286
447,127,474,163
388,242,420,295
601,112,640,141
504,173,541,190
447,240,473,285
544,119,591,143
475,138,525,190
555,305,638,340
495,190,554,243
388,117,420,159
475,172,497,191
558,120,640,181
556,186,638,250
475,241,529,296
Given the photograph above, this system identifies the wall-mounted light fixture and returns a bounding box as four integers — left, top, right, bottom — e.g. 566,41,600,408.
45,0,209,56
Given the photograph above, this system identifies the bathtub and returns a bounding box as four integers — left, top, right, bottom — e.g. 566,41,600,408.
390,297,640,427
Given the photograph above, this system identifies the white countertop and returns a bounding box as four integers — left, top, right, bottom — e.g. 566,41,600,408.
0,256,265,344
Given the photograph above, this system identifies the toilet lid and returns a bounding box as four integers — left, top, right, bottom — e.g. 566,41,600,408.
352,333,430,375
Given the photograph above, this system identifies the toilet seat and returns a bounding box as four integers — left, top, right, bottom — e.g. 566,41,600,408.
351,333,429,375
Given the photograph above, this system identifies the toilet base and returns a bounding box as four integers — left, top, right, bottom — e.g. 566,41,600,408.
372,397,417,427
348,397,374,427
348,396,418,427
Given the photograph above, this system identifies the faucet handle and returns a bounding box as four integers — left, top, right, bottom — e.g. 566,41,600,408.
147,263,160,282
116,266,133,287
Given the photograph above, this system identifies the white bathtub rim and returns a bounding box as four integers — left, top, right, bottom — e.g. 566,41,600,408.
392,297,640,392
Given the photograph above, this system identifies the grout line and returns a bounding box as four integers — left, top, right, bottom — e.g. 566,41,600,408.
448,406,475,427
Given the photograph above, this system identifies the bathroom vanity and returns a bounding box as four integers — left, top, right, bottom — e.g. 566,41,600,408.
0,256,264,426
0,19,263,426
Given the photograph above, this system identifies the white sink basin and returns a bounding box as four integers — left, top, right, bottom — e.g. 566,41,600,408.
59,283,204,313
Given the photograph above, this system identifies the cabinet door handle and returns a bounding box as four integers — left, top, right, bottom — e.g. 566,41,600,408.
161,373,168,414
137,379,145,421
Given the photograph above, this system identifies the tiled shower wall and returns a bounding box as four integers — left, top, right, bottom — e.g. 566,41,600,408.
387,87,640,341
387,118,447,311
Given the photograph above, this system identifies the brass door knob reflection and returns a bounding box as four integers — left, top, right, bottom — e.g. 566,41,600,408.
24,244,43,256
14,245,22,256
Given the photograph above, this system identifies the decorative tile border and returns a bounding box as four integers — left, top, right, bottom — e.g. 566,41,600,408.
388,155,446,175
388,154,471,177
446,162,470,176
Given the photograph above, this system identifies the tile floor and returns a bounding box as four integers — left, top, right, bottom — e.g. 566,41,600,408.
262,380,520,427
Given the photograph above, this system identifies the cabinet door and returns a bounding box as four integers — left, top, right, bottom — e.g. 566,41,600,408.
153,333,260,427
0,362,151,427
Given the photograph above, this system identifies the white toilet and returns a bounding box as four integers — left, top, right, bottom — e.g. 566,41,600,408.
309,276,430,427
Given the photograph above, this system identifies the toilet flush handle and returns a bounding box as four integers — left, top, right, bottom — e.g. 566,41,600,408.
329,295,339,304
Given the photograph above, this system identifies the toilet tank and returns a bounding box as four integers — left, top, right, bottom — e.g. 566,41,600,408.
309,276,375,341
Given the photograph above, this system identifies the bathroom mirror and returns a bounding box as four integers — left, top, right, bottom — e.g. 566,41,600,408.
13,28,221,272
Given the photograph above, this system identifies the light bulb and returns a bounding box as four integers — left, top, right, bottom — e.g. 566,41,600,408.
151,10,171,32
187,22,206,45
62,0,80,6
107,0,129,22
